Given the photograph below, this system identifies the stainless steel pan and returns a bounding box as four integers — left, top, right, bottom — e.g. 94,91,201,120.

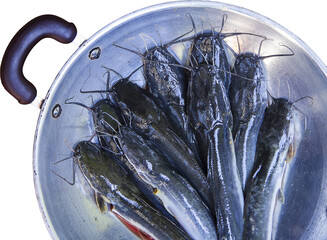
1,1,327,239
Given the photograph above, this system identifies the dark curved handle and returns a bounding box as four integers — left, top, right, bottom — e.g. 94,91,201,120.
1,15,77,104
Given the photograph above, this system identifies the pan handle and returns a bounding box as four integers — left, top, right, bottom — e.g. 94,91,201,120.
0,15,77,104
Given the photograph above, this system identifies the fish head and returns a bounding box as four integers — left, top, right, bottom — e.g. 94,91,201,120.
191,34,218,66
74,141,123,196
93,98,124,135
234,52,264,81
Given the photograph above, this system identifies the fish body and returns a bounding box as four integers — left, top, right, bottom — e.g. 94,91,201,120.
188,64,244,239
118,127,217,240
144,47,200,163
93,99,179,224
208,124,244,240
75,141,189,240
229,53,268,191
243,98,300,240
187,64,233,165
111,80,212,211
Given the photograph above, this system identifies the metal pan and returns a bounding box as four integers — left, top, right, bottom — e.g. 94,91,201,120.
1,1,327,239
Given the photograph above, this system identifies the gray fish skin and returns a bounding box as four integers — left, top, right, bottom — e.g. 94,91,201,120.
75,141,190,240
144,47,187,137
208,124,244,240
145,47,187,121
229,53,268,191
243,98,299,240
111,80,212,212
187,65,233,166
93,99,180,225
118,126,217,240
144,47,201,166
148,126,213,213
188,65,244,240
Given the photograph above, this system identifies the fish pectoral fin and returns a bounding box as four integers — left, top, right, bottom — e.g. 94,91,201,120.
95,192,108,213
153,187,159,194
152,188,176,218
286,142,295,162
277,188,285,204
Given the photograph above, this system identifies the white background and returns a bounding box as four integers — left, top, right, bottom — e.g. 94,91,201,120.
0,0,326,239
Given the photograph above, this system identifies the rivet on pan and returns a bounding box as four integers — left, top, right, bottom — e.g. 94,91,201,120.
52,104,62,118
89,47,101,60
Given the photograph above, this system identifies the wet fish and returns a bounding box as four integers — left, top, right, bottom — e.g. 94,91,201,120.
93,98,179,224
189,32,231,92
111,79,213,212
92,98,124,149
117,126,217,240
243,98,301,240
188,64,244,240
144,47,188,132
229,52,268,191
144,47,201,163
75,141,190,240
